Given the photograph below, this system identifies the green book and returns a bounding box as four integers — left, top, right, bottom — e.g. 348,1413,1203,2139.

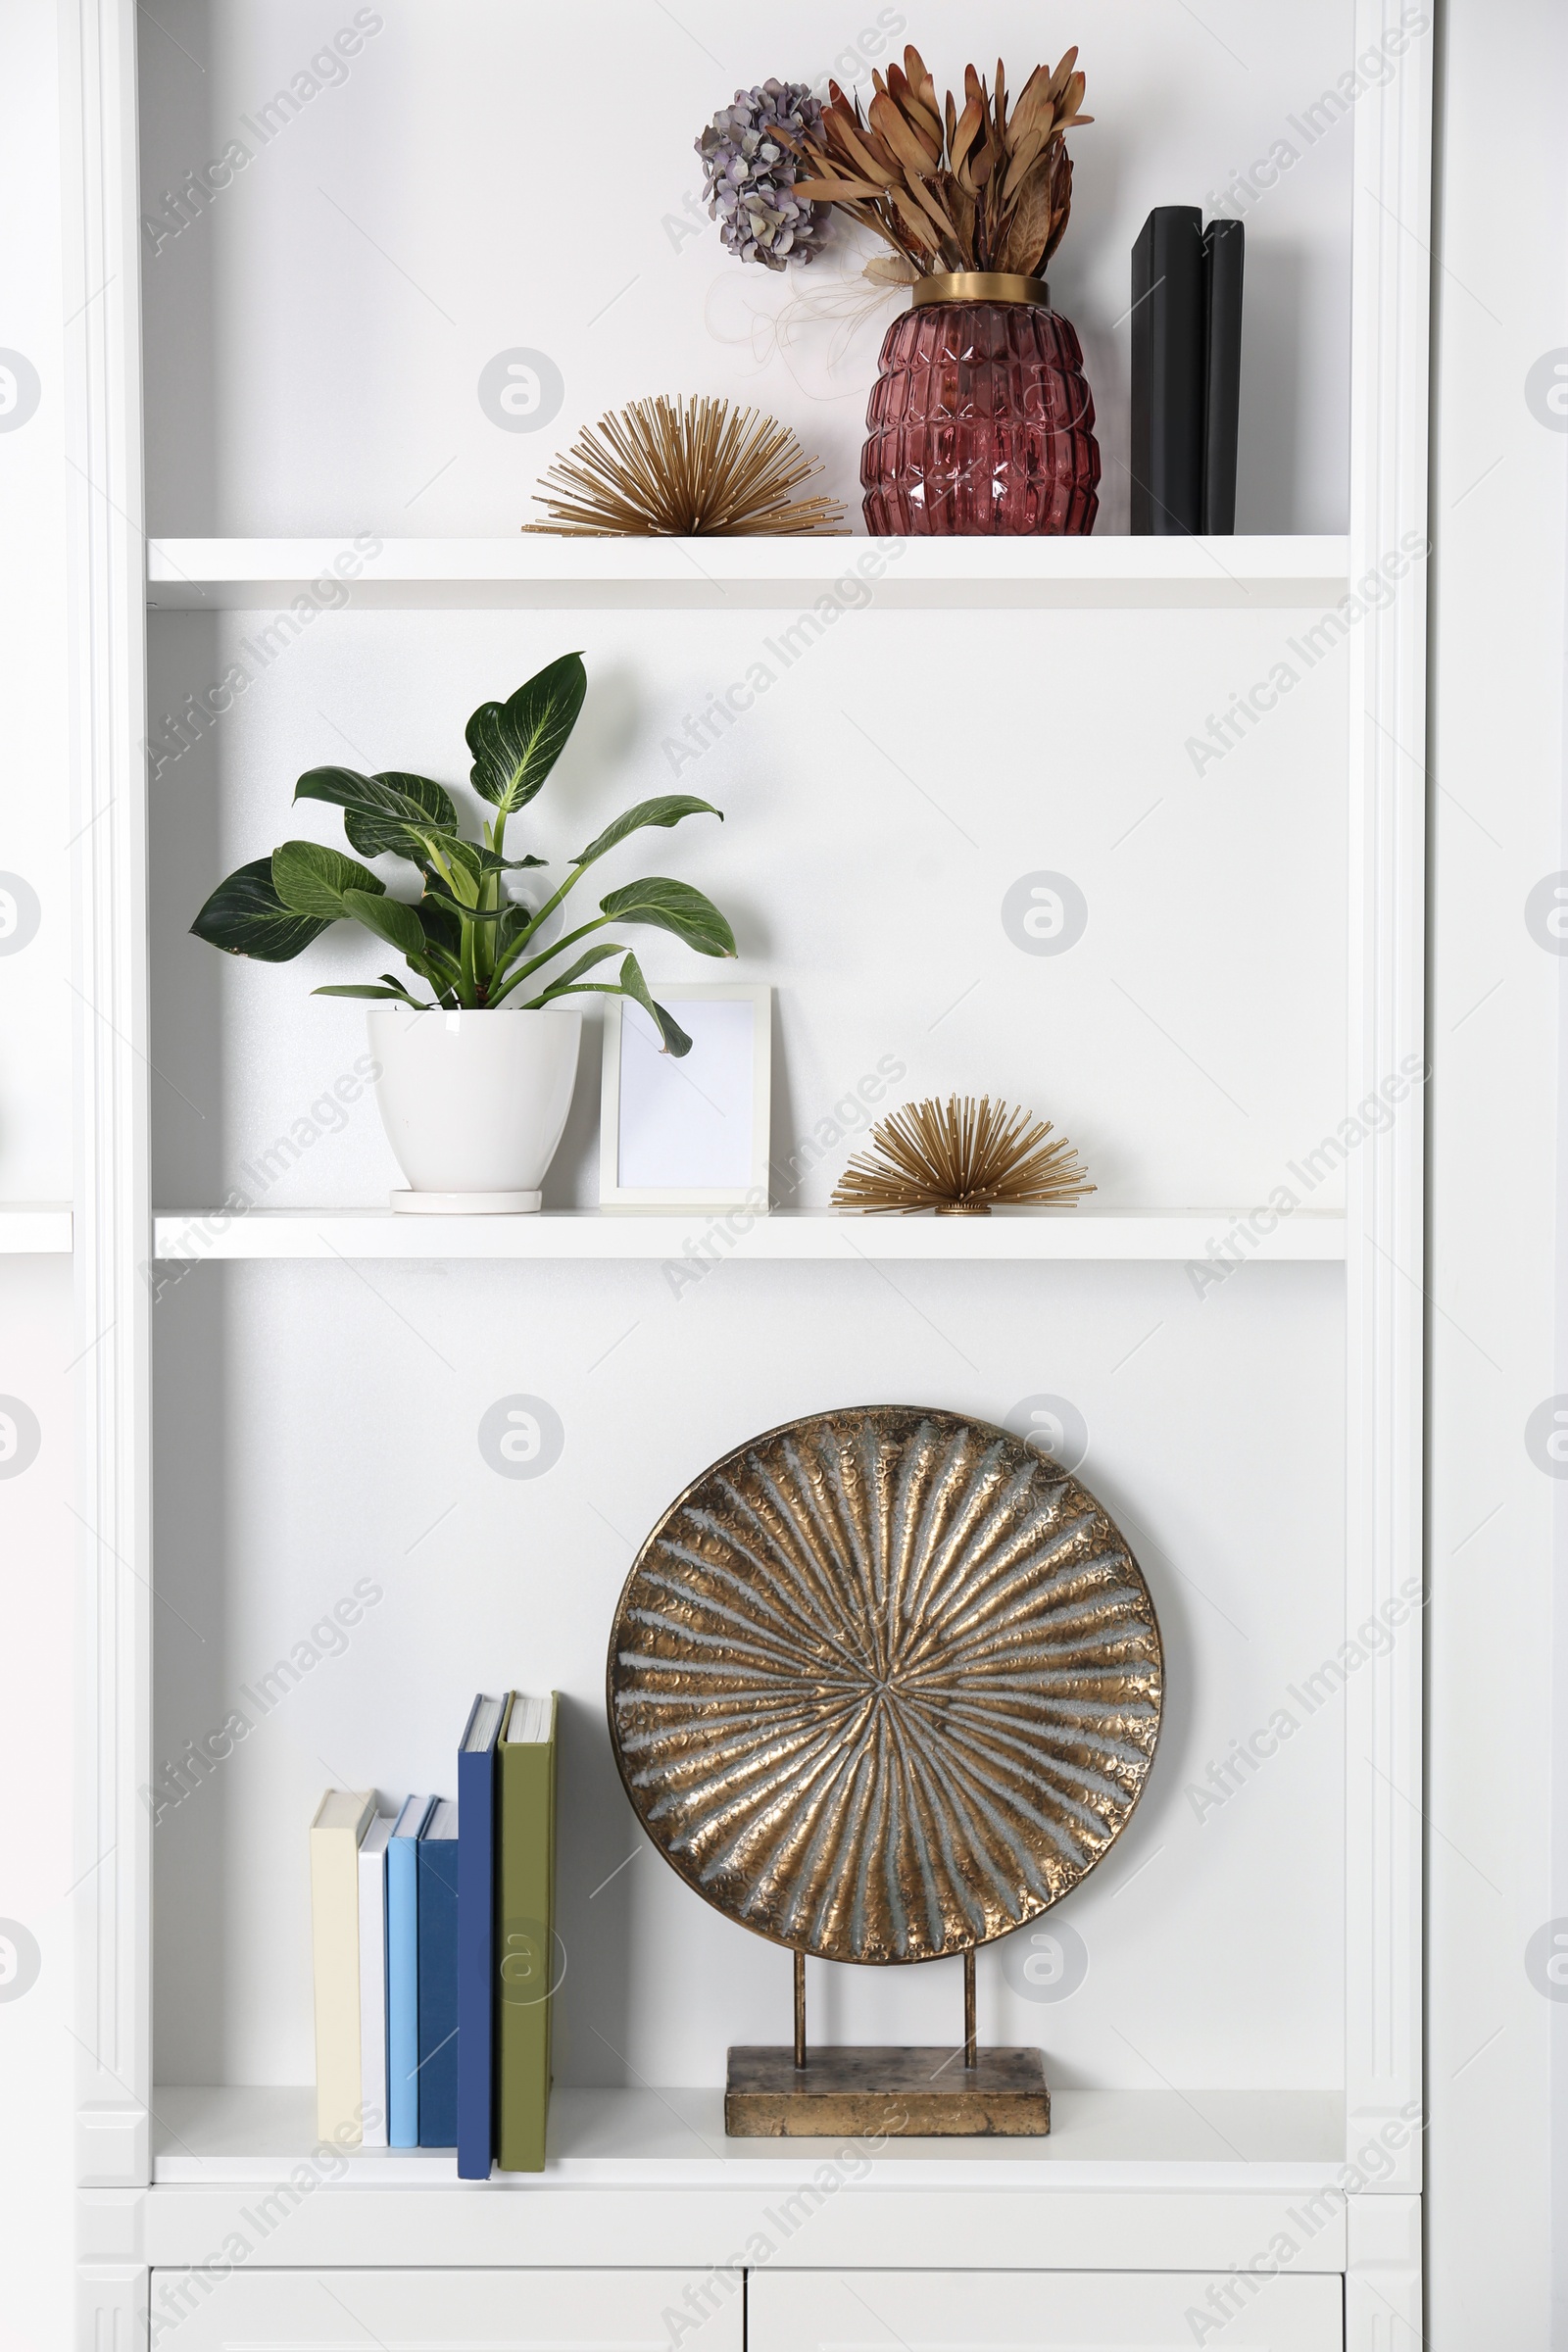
496,1690,558,2172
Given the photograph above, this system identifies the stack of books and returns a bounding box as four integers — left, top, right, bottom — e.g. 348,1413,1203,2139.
309,1690,557,2178
1130,206,1246,534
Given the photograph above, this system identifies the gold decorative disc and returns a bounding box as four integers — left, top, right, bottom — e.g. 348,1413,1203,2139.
607,1406,1163,1964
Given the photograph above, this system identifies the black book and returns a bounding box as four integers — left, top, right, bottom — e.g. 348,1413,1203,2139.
1201,219,1246,534
1130,205,1204,535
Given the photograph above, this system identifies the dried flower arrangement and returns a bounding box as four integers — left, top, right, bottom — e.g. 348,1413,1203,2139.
524,395,846,537
697,80,829,269
776,45,1092,286
832,1096,1095,1216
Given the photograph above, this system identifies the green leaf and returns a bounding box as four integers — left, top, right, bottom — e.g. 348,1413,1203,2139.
416,894,463,959
572,795,722,868
342,814,440,866
526,942,626,1000
598,876,737,958
646,1002,694,1057
191,857,330,962
491,901,534,968
373,770,460,829
373,970,432,1004
426,835,485,904
410,903,465,993
348,774,465,863
466,653,586,815
537,977,695,1052
271,841,386,920
312,982,434,1004
420,884,517,926
298,764,457,836
296,768,461,864
340,889,429,962
293,763,376,810
614,952,694,1057
476,846,549,874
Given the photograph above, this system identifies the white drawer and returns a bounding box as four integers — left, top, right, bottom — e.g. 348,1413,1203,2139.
748,2268,1342,2351
148,2268,743,2350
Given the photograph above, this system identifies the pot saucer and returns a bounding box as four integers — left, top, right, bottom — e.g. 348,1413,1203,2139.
389,1189,542,1214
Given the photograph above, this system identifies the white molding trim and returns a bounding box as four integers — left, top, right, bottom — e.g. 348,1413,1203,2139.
76,2265,149,2352
1425,0,1567,2334
1346,2193,1422,2348
60,0,152,2190
1344,0,1432,2187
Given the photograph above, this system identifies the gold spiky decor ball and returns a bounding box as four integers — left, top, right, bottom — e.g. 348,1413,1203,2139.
524,395,847,536
832,1096,1095,1216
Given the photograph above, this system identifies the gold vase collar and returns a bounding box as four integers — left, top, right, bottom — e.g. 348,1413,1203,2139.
911,271,1051,308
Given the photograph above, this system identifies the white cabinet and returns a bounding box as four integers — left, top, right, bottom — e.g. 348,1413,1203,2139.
152,2264,1344,2350
150,2268,742,2351
749,2269,1341,2351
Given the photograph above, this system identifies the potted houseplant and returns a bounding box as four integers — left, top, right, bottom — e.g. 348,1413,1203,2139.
192,653,737,1211
701,49,1100,535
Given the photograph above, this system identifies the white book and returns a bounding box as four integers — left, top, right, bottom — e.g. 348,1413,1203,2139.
357,1814,394,2148
309,1788,375,2144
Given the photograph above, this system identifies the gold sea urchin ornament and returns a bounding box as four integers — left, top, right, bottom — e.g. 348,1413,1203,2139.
524,394,848,536
832,1094,1094,1216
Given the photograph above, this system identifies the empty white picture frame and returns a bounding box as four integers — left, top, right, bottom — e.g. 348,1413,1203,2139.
599,983,771,1211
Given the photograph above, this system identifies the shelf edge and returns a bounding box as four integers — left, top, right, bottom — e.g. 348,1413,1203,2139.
149,1209,1348,1264
0,1208,74,1254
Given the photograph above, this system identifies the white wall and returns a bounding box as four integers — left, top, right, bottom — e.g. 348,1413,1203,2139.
0,7,81,2352
0,0,73,1197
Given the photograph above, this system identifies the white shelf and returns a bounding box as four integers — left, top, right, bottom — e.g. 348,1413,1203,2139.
145,535,1351,612
150,2083,1346,2192
0,1206,73,1254
151,1207,1347,1264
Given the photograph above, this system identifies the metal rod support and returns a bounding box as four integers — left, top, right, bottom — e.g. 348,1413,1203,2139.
794,1950,807,2069
963,1948,977,2069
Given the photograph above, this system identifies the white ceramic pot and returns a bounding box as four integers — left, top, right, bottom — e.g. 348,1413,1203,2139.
367,1004,583,1212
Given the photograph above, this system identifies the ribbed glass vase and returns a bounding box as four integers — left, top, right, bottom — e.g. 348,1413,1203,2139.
861,294,1101,536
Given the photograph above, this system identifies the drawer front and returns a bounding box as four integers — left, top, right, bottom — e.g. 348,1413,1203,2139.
749,2269,1342,2351
149,2268,743,2350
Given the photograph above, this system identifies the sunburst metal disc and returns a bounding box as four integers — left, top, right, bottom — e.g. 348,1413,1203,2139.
607,1406,1163,1964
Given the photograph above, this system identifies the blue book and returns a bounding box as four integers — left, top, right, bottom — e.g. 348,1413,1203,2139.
416,1798,461,2147
457,1694,510,2180
386,1794,433,2147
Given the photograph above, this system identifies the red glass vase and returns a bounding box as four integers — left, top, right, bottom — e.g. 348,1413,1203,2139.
861,277,1101,536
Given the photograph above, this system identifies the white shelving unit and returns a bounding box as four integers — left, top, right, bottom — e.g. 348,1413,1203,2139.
62,3,1430,2345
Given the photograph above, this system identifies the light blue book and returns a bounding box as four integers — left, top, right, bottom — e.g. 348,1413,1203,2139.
387,1794,434,2147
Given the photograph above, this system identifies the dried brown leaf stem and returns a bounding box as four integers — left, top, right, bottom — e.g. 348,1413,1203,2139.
777,43,1092,281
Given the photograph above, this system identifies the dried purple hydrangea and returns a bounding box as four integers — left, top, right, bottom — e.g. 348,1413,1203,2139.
697,80,828,270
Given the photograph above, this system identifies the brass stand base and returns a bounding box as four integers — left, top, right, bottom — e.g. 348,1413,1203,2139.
724,2045,1051,2138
